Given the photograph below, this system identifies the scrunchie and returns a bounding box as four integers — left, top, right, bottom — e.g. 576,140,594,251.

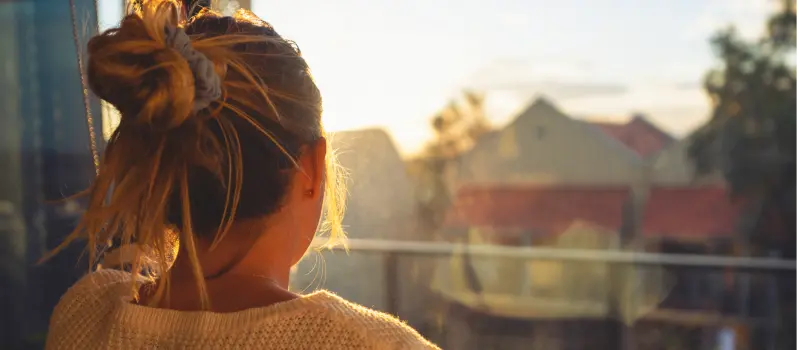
164,26,222,112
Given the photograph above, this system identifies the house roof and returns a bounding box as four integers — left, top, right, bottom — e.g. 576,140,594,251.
640,187,741,238
444,185,631,235
329,128,421,240
586,116,675,157
489,97,643,166
445,185,742,239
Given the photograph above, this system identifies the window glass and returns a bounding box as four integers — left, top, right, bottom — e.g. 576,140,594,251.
1,0,103,347
5,1,795,349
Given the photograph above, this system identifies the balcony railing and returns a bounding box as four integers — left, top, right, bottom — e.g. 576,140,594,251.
313,238,795,269
296,238,795,350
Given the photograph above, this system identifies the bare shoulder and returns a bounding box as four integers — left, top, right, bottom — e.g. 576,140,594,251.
312,291,440,350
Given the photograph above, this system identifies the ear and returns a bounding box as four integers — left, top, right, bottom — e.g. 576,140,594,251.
298,137,327,199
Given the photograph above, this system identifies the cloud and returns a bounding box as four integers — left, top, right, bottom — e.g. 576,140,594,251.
562,85,712,136
466,58,627,100
496,81,628,100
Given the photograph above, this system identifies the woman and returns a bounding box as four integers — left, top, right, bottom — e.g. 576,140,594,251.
45,2,437,349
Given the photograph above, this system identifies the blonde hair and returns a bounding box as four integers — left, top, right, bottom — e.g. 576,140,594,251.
45,0,346,309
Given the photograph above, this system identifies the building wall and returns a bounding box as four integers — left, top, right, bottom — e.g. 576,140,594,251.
651,138,725,185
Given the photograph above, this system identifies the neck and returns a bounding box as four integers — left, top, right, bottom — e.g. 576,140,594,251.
173,216,303,284
149,269,297,312
148,219,300,312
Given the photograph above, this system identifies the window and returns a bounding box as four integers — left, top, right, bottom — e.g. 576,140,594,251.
1,1,103,347
536,126,546,140
5,1,794,349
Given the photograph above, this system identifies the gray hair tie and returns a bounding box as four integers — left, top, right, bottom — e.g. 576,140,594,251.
164,26,222,112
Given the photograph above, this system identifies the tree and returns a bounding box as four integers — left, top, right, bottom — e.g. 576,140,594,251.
427,90,492,160
688,0,796,258
404,91,492,340
688,3,795,348
411,90,492,235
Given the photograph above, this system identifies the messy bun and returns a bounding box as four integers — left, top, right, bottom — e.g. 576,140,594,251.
46,0,347,309
86,3,221,130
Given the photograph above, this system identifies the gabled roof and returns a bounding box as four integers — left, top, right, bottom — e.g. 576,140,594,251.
480,97,643,166
444,185,631,234
585,115,675,157
329,128,420,240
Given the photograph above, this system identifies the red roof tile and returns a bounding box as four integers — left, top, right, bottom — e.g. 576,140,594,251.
641,187,741,238
589,116,674,157
445,185,742,240
444,185,631,235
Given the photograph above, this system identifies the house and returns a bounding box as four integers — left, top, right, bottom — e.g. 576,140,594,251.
456,98,646,186
419,96,761,348
456,96,725,189
328,128,420,241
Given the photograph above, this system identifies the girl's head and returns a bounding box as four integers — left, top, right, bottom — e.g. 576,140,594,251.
53,1,345,307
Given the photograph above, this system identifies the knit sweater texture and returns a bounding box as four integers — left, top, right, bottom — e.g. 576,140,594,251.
46,269,439,349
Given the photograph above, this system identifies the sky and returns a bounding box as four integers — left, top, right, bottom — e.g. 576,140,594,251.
99,0,778,155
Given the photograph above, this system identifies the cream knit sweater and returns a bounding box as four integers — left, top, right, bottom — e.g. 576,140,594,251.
46,269,439,349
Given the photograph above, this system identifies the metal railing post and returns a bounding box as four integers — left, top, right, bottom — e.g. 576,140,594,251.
384,252,399,316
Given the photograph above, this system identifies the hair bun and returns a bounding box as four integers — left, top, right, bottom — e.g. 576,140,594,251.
86,14,211,131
